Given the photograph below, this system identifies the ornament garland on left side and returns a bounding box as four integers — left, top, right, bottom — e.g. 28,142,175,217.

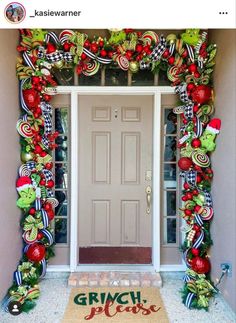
4,29,59,313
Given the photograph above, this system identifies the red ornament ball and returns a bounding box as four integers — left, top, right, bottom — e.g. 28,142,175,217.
186,192,193,200
162,49,170,58
168,56,175,65
178,157,193,171
187,83,196,92
45,162,53,170
26,243,46,262
47,43,56,54
191,248,200,256
37,232,44,240
196,174,202,183
39,179,46,186
191,256,211,274
188,64,198,73
29,208,36,215
47,209,55,221
184,209,192,216
183,182,190,190
91,43,98,53
100,49,107,57
32,76,41,85
23,89,40,109
191,85,212,105
46,180,54,188
135,44,143,53
193,224,200,231
191,138,201,148
44,203,52,211
81,53,87,60
194,205,202,213
34,145,42,154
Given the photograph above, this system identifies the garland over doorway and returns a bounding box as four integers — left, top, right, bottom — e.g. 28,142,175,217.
6,28,220,313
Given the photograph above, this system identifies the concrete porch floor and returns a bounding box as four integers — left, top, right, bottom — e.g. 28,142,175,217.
0,272,235,323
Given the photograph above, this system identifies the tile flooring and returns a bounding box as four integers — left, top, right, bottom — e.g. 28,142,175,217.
68,271,162,288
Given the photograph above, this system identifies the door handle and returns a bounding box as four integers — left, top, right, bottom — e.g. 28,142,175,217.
146,186,152,214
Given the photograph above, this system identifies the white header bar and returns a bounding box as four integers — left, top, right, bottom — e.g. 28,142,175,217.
0,0,235,28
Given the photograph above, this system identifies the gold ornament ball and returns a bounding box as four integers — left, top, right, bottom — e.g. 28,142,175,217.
129,61,139,73
21,151,35,162
166,34,177,44
54,60,64,69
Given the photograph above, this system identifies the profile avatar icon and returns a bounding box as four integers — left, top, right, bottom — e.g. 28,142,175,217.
8,301,22,316
4,2,26,23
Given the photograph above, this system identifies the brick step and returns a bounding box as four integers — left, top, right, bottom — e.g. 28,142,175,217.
68,272,162,288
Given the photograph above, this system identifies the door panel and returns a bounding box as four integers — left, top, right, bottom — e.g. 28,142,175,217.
78,95,153,260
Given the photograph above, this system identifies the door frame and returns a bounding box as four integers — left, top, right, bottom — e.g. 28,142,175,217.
56,86,175,273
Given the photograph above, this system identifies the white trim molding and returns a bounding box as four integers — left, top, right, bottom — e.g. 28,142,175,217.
56,86,176,273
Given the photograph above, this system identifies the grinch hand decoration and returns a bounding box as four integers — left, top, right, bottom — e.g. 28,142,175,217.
16,176,36,208
200,118,221,152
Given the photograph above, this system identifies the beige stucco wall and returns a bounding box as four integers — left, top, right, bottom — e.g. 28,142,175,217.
0,30,22,300
209,29,236,312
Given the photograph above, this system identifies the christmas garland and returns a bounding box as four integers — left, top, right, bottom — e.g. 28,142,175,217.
5,28,220,313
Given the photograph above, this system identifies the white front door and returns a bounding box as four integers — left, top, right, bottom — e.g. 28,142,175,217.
78,95,153,264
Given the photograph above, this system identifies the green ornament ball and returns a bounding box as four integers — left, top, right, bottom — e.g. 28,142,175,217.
21,151,35,162
129,61,139,73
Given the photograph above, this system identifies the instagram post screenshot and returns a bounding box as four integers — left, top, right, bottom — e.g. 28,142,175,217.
0,0,235,322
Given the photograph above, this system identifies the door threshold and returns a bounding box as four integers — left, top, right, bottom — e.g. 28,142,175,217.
68,271,162,288
75,265,157,272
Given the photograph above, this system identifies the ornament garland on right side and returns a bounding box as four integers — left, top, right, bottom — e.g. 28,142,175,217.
174,32,221,309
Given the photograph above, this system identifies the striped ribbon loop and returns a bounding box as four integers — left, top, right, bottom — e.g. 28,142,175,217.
35,198,41,211
179,133,191,145
82,48,112,65
192,229,204,249
13,270,22,286
169,43,175,56
183,274,192,283
19,78,31,113
186,44,194,62
82,47,96,60
22,52,36,70
198,59,204,69
23,244,30,253
195,214,203,226
41,210,49,228
39,258,47,278
185,292,195,308
96,56,112,65
183,249,191,268
195,116,203,137
45,32,60,45
41,229,54,245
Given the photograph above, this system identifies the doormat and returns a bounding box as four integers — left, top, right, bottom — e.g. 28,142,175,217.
62,287,169,322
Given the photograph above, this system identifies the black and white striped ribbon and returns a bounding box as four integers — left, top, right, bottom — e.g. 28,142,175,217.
45,32,60,45
186,44,194,62
23,51,36,70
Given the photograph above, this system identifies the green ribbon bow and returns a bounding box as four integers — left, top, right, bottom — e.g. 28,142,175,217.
23,215,44,242
18,262,37,281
